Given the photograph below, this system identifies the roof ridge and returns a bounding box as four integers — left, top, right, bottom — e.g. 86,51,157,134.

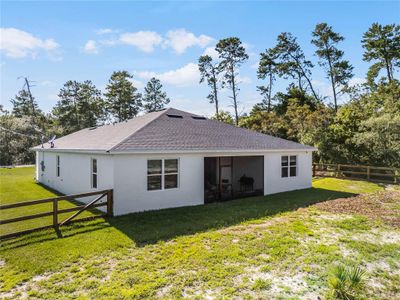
164,107,201,117
107,109,169,152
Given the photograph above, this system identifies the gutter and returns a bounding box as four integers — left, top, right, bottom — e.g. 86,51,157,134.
33,147,318,155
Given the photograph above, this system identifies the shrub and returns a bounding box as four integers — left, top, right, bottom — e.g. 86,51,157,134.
328,264,366,299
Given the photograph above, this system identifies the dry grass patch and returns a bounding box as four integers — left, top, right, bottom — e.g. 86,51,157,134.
314,188,400,227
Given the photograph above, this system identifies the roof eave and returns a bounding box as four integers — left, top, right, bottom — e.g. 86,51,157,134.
32,146,318,155
32,148,109,154
108,148,318,155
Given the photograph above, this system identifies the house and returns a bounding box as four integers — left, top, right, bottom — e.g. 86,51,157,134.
34,108,316,216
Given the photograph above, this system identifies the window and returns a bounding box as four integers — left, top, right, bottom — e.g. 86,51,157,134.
56,155,60,177
91,158,98,189
147,159,179,191
147,160,162,190
281,155,297,178
164,159,178,189
290,156,297,177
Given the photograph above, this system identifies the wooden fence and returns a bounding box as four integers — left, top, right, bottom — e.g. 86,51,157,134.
0,189,113,240
313,163,399,184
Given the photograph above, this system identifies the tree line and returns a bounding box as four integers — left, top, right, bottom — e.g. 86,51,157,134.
0,75,170,165
1,22,399,168
198,22,399,168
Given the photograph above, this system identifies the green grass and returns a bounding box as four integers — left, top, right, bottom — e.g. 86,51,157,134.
0,167,398,299
0,167,101,236
312,177,383,194
0,167,55,204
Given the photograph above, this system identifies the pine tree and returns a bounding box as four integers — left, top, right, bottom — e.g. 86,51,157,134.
105,71,142,121
11,89,41,118
143,78,170,112
216,37,249,125
257,48,278,112
273,32,319,100
312,23,354,111
52,80,105,133
198,55,220,117
362,23,400,84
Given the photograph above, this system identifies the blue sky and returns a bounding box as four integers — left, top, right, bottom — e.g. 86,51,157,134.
1,1,399,116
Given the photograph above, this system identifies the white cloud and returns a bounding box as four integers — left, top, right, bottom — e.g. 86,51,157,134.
313,77,366,99
95,28,117,35
0,27,59,59
40,80,56,87
242,42,256,58
312,79,333,98
99,39,118,47
348,77,366,87
83,40,98,54
119,31,162,53
85,29,214,55
129,78,145,89
164,29,213,54
237,75,252,84
137,63,200,86
250,62,259,69
202,46,219,60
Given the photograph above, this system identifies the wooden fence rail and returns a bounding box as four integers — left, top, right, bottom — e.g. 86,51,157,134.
313,163,399,184
0,189,113,240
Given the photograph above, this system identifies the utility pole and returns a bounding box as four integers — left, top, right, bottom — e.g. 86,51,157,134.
19,76,45,138
23,77,37,119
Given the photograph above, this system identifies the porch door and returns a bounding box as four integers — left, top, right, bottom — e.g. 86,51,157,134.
219,157,233,200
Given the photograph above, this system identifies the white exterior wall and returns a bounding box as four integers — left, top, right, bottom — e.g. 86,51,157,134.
264,151,312,195
113,154,204,215
35,149,313,216
36,151,114,196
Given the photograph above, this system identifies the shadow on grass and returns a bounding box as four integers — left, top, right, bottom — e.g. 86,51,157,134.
1,187,355,250
108,187,355,246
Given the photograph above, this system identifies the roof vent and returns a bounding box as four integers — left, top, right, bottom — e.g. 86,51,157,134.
167,114,183,119
192,116,206,120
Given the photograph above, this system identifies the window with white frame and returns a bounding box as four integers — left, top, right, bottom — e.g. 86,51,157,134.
281,155,297,177
147,159,179,191
91,158,98,188
56,155,60,177
164,159,178,189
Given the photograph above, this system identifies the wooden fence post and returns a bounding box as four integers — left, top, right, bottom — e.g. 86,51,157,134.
367,166,370,180
53,199,62,237
313,164,316,177
337,164,341,178
53,199,58,228
107,190,114,217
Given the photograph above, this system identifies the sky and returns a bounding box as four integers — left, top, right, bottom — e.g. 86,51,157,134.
1,0,399,117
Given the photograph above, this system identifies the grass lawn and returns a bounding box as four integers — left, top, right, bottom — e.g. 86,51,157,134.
1,167,399,299
0,167,102,237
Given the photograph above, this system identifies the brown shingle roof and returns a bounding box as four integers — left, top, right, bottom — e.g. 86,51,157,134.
34,108,315,152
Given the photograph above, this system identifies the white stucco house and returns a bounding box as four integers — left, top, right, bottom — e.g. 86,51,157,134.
34,108,316,216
